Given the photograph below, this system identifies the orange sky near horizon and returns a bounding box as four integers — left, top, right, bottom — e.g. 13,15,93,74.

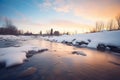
0,0,120,34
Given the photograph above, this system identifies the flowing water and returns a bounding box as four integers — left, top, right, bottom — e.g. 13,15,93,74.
0,39,120,80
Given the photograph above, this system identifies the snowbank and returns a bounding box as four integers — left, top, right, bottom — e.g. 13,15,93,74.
0,45,42,67
0,35,36,42
0,35,46,67
42,30,120,49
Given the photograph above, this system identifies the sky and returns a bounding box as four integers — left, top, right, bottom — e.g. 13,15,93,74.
0,0,120,34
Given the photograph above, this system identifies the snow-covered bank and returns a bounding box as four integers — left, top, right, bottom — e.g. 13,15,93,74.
42,30,120,52
0,35,47,67
0,35,36,41
0,45,40,67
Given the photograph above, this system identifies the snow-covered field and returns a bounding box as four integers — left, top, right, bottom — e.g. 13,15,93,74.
42,30,120,49
0,35,45,67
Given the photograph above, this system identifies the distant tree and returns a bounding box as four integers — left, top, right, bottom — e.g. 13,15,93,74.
5,18,18,34
40,31,42,35
24,31,33,35
0,18,19,35
66,32,69,35
116,14,120,29
50,28,53,35
0,27,5,34
107,20,115,31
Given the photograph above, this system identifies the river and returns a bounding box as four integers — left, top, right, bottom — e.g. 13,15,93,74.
0,39,120,80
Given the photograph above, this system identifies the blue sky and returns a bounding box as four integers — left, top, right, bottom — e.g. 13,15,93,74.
0,0,120,34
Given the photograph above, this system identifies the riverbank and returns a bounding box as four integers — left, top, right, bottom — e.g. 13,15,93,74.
42,30,120,53
0,35,48,68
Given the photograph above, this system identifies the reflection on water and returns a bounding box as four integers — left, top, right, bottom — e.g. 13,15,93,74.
0,39,120,80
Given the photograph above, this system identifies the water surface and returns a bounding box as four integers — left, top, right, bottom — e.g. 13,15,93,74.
0,39,120,80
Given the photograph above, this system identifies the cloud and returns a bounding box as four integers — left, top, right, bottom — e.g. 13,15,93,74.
71,0,120,20
36,0,52,10
54,5,71,13
40,0,120,21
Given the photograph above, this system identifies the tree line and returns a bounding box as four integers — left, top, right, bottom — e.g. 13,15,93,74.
0,18,33,35
90,14,120,33
0,14,120,35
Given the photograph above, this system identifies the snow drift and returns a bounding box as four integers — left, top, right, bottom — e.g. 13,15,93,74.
42,30,120,49
0,45,42,67
0,35,46,67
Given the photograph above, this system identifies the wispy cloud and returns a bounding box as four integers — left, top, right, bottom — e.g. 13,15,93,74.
54,5,71,13
1,0,119,33
39,0,120,21
35,0,52,11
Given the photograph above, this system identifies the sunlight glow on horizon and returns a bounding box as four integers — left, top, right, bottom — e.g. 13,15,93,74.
0,0,120,34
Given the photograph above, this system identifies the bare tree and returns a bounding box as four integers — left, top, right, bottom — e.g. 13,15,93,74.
107,20,114,30
96,22,104,31
5,18,12,27
0,18,19,35
116,15,120,29
5,18,18,34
